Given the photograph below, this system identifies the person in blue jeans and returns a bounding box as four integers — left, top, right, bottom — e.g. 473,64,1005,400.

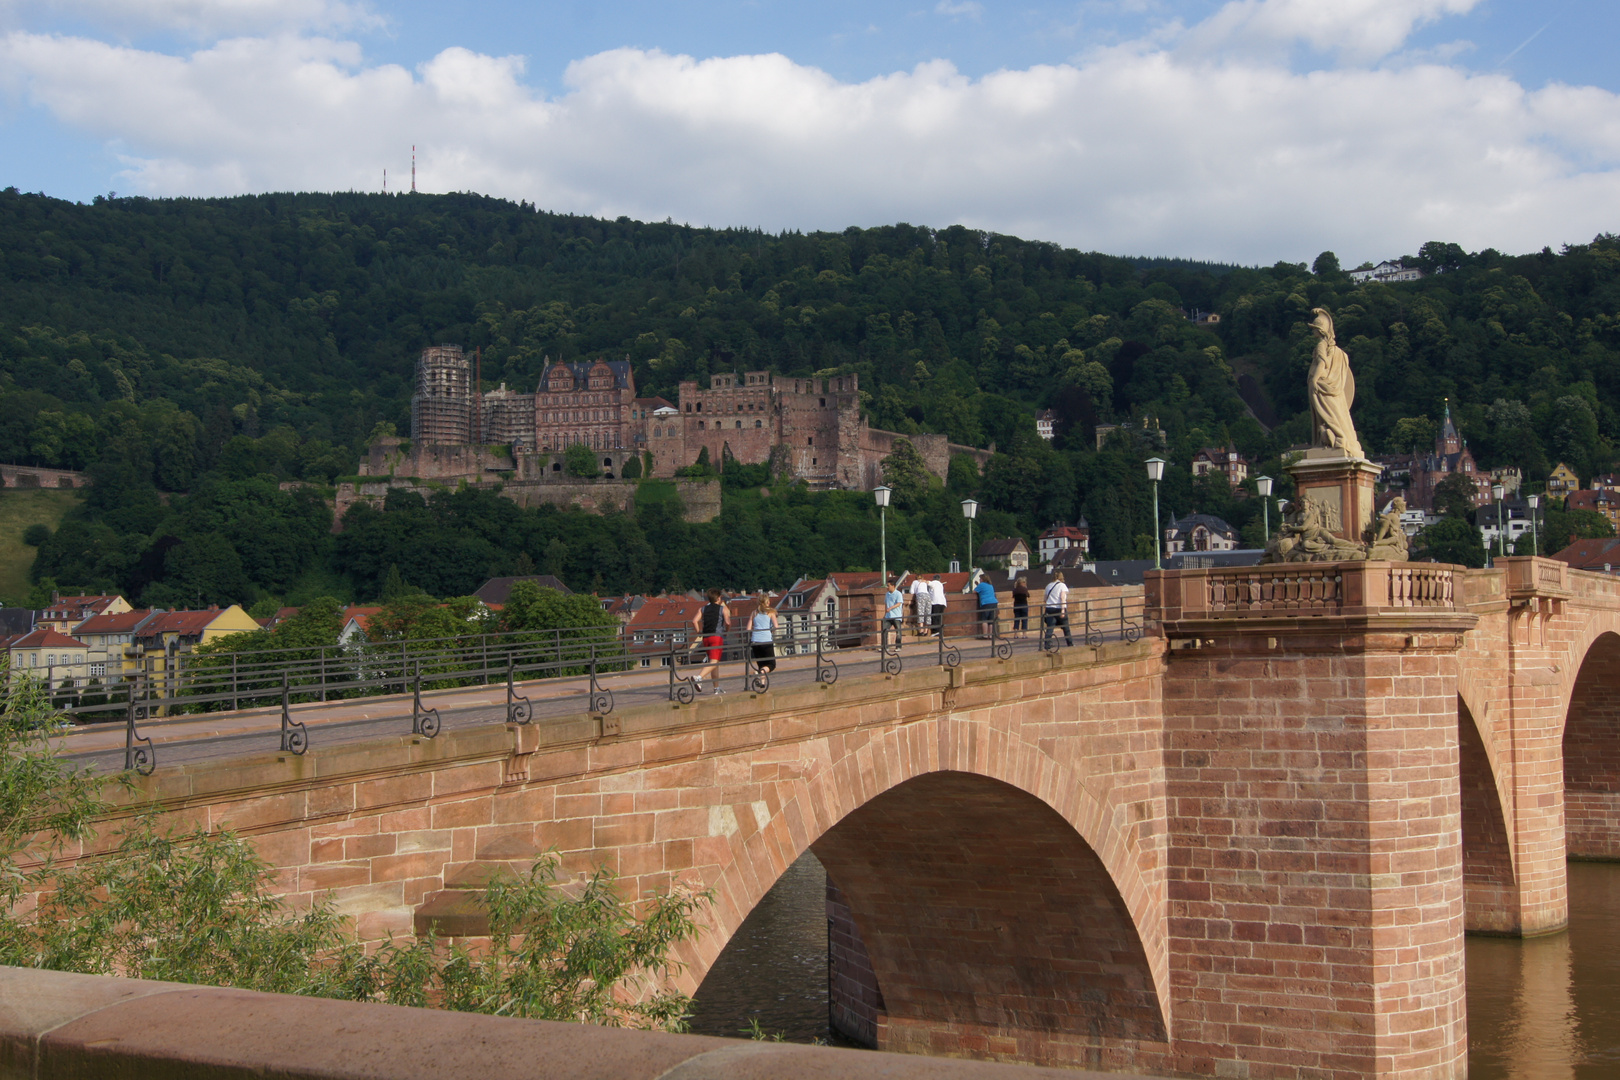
883,578,905,652
973,573,998,638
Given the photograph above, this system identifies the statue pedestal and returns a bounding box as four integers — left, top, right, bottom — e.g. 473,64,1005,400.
1290,450,1383,543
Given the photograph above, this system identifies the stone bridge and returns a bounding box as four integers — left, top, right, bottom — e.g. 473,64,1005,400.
48,557,1620,1080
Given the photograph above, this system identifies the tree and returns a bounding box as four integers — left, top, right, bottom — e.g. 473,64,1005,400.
621,454,642,479
1414,517,1486,567
1312,251,1341,277
22,523,50,547
564,443,600,478
881,437,930,509
2,658,710,1029
1543,505,1616,551
1432,472,1480,522
1387,416,1437,455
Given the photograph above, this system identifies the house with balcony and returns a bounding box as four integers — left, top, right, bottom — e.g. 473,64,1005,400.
1548,463,1580,496
73,609,162,686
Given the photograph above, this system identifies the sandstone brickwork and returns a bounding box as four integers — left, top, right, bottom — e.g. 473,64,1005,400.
24,557,1620,1080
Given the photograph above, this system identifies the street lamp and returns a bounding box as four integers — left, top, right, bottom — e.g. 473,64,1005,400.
873,486,892,586
1527,493,1540,557
1255,475,1274,544
961,498,979,571
1492,482,1506,561
1146,458,1166,570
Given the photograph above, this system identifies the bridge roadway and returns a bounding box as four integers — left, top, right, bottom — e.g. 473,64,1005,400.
55,630,1048,773
24,557,1620,1080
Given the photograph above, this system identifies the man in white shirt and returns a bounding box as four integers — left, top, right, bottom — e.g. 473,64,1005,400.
928,574,948,637
1042,571,1073,648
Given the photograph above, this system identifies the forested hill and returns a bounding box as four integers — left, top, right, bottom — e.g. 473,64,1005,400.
1,185,1617,606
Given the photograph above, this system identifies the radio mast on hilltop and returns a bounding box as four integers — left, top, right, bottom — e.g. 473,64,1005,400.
411,146,416,193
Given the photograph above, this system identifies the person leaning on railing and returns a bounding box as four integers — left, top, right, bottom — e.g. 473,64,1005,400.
973,572,998,638
1043,571,1074,648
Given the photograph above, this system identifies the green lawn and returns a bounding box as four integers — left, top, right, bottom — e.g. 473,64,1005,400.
0,488,82,605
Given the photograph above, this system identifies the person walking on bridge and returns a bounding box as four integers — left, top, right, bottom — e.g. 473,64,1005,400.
883,577,905,652
749,593,778,675
691,587,729,694
1042,571,1073,648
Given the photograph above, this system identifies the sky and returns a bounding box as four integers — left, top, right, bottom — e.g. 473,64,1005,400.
0,0,1617,265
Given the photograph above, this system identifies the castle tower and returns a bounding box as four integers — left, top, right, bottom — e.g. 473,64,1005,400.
410,344,472,445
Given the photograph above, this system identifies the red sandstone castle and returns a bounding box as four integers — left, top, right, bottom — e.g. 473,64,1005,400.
408,344,986,489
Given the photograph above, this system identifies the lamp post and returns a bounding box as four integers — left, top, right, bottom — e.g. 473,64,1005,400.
1146,458,1166,570
1255,475,1274,544
1528,493,1540,557
961,498,979,572
873,486,892,586
1492,482,1506,561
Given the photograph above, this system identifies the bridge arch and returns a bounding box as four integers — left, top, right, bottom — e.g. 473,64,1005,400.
1561,630,1620,860
676,713,1169,1049
1458,694,1517,932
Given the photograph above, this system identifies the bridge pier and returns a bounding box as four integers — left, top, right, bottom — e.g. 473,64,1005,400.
1153,564,1476,1080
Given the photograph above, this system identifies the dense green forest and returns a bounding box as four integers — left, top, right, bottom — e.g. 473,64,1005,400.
2,187,1616,605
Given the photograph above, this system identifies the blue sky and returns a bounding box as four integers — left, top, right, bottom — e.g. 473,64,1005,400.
2,0,1617,263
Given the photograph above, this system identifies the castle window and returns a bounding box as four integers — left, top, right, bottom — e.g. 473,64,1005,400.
820,398,826,407
699,421,706,430
807,437,813,446
755,420,762,428
735,421,742,428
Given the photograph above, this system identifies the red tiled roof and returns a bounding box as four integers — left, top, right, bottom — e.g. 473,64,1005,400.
8,628,89,649
74,610,156,635
1567,490,1620,512
627,595,759,632
1551,538,1620,570
138,609,225,636
41,595,122,621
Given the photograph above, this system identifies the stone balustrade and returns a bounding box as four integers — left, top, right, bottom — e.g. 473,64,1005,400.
1147,560,1458,624
0,965,1166,1080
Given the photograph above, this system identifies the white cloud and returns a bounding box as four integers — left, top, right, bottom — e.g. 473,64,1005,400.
1179,0,1482,64
935,0,984,20
9,0,382,37
2,0,1618,264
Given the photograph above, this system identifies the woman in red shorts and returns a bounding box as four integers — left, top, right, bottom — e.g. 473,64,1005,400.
690,586,729,694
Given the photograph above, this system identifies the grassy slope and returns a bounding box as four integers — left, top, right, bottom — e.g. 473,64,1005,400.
0,488,81,605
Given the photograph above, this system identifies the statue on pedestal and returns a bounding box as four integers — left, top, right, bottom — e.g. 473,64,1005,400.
1308,308,1363,458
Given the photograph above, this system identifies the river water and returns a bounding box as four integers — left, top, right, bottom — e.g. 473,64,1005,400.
689,853,1620,1075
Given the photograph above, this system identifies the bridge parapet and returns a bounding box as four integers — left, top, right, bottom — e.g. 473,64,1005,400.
1147,559,1460,627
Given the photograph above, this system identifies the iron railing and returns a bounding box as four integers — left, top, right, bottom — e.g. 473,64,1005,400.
37,594,1150,773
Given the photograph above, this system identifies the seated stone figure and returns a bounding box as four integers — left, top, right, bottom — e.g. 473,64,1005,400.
1262,497,1368,564
1366,496,1410,561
